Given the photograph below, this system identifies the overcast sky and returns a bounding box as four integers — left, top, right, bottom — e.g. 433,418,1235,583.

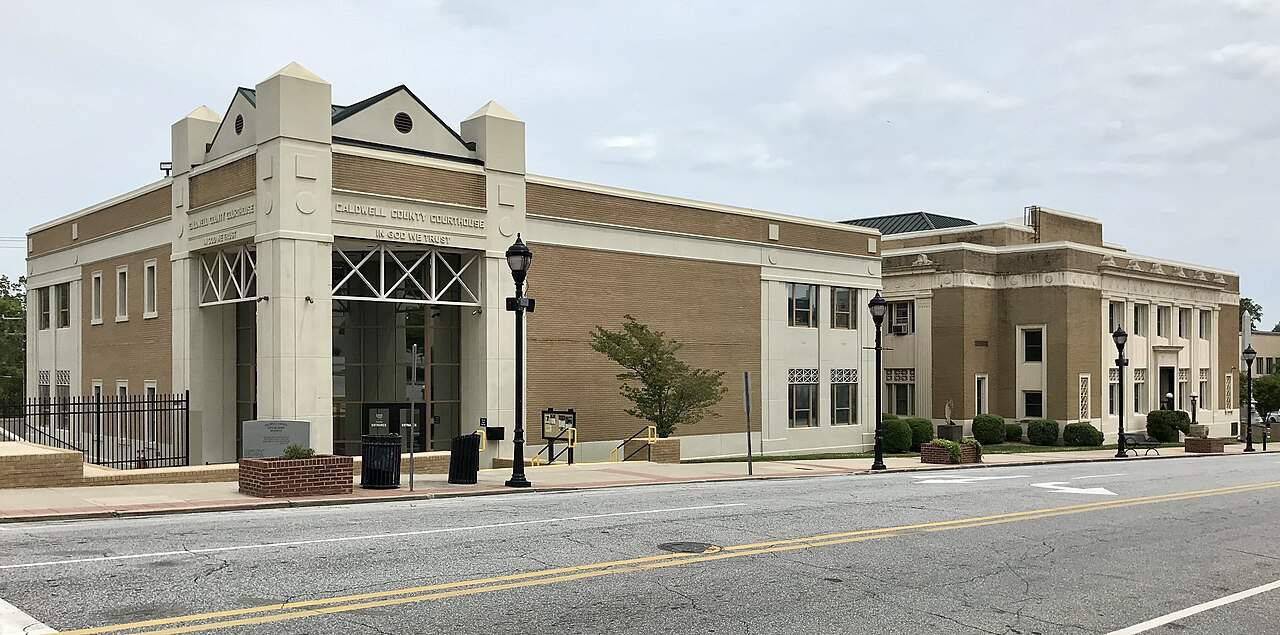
1,1,1276,325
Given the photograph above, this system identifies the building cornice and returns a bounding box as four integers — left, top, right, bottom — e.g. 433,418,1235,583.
880,220,1034,242
525,174,881,238
882,240,1236,277
27,179,171,236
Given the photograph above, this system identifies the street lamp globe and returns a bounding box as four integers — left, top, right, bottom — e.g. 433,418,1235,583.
868,292,888,326
1244,345,1257,367
505,234,533,285
1112,326,1128,352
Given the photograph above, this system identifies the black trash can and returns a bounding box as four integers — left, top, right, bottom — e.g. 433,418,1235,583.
448,434,481,485
361,434,402,489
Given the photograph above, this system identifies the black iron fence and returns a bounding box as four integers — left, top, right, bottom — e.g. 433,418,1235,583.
0,392,190,469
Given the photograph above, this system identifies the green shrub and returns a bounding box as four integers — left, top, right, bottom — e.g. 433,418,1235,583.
1062,422,1103,447
904,418,934,451
881,413,899,422
930,438,984,463
1005,422,1023,442
282,444,315,459
1146,410,1191,442
971,414,1006,445
1026,419,1060,446
883,417,913,453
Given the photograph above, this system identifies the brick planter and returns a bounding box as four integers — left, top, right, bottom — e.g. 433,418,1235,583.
920,442,981,465
239,456,353,498
1184,437,1226,453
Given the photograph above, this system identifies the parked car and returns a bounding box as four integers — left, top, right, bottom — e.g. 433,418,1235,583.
1241,401,1263,425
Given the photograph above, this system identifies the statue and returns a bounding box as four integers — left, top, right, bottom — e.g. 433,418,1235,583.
944,400,954,425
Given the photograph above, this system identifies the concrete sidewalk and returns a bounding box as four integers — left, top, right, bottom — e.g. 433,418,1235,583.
1,444,1273,523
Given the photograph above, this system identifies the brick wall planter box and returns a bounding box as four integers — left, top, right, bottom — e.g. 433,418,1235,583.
936,424,964,443
238,456,353,498
920,442,980,465
623,437,682,463
1184,438,1226,454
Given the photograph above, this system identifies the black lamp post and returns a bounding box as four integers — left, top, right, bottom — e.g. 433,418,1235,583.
1244,345,1256,453
505,234,535,487
868,292,888,471
1113,327,1129,458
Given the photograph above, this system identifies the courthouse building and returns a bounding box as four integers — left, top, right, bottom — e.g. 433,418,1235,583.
846,207,1242,439
24,63,883,465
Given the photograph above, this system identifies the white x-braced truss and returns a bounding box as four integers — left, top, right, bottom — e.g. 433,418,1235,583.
200,245,257,306
332,245,480,306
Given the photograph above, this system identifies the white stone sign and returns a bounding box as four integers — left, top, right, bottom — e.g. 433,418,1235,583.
242,420,311,458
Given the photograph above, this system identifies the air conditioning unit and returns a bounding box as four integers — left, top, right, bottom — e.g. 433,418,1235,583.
890,323,908,335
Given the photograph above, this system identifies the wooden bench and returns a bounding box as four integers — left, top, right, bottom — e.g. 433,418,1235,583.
1121,432,1160,456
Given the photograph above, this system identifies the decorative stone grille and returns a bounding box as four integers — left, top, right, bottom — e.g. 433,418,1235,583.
1178,368,1189,382
38,370,50,385
788,368,818,384
886,368,915,383
1226,374,1233,407
1199,368,1209,382
1134,368,1147,383
55,370,70,386
1109,368,1119,383
1079,374,1091,420
830,368,858,384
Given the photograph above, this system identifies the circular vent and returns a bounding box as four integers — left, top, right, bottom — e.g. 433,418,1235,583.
393,112,413,134
234,114,244,135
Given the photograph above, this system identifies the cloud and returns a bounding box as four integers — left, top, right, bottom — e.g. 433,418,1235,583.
1210,42,1280,79
592,134,658,164
694,142,791,173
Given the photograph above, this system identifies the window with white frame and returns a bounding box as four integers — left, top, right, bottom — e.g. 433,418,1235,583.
37,287,50,330
1134,368,1147,414
1199,310,1211,340
1109,368,1120,416
786,284,818,328
787,368,818,427
1178,368,1189,410
889,301,914,334
886,368,915,415
91,380,103,401
144,380,158,445
1198,369,1209,409
1133,303,1148,336
1023,328,1043,363
1108,301,1125,334
1178,308,1191,339
830,368,857,425
90,271,103,324
144,259,158,318
831,287,856,330
1024,391,1044,418
55,283,70,329
1157,306,1171,338
115,266,128,321
975,374,988,416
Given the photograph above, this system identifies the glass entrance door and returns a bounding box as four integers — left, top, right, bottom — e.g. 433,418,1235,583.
361,402,428,452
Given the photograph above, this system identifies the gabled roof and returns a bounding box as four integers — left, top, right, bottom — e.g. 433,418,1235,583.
331,84,471,148
842,211,977,235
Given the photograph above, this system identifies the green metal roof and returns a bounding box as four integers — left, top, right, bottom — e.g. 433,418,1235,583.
842,211,976,235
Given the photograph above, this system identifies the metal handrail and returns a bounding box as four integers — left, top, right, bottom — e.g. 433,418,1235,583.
609,425,657,462
531,427,577,466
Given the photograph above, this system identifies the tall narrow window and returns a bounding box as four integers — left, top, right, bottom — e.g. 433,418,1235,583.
787,369,819,427
90,271,103,324
55,283,70,329
1157,306,1170,338
144,260,158,318
1199,369,1210,410
1108,301,1124,334
1024,391,1043,418
144,381,158,445
1134,371,1147,415
830,368,857,425
1023,329,1043,363
975,374,988,416
885,369,916,416
1178,308,1190,338
37,287,50,330
1199,310,1211,340
831,287,855,330
1133,303,1148,336
1108,369,1120,416
115,266,129,321
786,283,818,328
889,301,914,334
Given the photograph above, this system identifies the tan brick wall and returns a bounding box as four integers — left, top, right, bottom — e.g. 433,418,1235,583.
190,155,255,208
526,244,761,443
81,244,173,394
333,153,485,208
238,456,354,498
1220,302,1241,408
1034,210,1103,246
0,443,83,488
995,287,1104,421
29,186,171,257
623,437,681,463
930,287,999,419
527,183,872,256
882,226,1036,250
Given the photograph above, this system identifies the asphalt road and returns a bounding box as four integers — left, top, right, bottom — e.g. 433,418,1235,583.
4,454,1280,634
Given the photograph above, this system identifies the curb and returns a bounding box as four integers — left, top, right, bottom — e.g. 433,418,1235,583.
1,449,1272,525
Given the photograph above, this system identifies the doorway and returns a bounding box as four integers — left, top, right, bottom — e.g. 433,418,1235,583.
361,402,428,452
1159,367,1175,410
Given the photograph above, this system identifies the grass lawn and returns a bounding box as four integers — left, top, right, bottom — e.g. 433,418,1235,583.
683,441,1184,464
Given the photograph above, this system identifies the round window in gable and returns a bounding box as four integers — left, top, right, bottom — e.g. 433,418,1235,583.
394,112,413,134
234,114,244,135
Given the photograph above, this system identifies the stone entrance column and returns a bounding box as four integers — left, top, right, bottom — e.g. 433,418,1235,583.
253,63,335,453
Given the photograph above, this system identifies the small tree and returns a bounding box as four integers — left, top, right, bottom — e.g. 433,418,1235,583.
0,275,25,402
1241,297,1263,330
1254,374,1280,417
590,315,726,438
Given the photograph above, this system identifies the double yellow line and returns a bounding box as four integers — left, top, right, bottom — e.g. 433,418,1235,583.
62,480,1280,635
